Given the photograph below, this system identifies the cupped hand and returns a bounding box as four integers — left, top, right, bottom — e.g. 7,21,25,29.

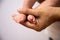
20,0,44,23
15,6,58,31
14,0,60,31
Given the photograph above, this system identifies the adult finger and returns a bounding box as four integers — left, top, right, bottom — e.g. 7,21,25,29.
17,8,39,16
20,21,40,31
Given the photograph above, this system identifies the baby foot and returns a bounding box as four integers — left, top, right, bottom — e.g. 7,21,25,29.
12,14,26,23
17,8,36,24
27,15,36,24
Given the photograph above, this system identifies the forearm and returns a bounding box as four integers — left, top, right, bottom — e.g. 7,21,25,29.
23,0,37,8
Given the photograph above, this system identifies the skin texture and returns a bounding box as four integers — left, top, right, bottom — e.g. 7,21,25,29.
12,0,60,31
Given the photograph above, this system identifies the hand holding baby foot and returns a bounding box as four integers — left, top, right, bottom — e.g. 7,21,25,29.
19,0,60,25
20,0,44,24
16,7,59,31
17,9,36,24
12,0,60,31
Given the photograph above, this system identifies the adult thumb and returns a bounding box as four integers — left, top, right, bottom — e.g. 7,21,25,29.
17,8,38,16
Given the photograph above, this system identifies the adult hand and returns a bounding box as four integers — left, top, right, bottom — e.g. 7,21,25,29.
12,0,44,23
18,0,60,23
18,6,59,31
13,0,60,24
12,0,59,31
19,0,60,31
